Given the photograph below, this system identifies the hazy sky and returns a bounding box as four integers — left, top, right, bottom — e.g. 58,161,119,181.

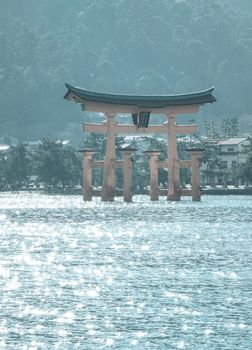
228,0,252,13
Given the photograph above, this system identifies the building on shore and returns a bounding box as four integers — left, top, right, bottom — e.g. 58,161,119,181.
201,136,251,187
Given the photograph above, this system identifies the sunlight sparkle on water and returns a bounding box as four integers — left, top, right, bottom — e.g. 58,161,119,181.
177,340,185,349
0,194,251,349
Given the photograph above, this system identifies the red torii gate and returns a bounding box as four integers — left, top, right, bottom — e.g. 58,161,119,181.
64,84,216,202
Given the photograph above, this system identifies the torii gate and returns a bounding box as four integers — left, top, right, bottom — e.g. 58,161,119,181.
64,84,216,202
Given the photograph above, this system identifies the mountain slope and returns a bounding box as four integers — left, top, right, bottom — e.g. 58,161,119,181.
0,0,252,140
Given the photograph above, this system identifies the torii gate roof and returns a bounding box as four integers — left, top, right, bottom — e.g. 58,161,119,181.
64,83,216,109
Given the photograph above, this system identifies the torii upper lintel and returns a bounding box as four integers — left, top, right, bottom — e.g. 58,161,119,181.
64,83,216,114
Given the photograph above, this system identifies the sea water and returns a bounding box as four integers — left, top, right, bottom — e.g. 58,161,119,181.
0,193,251,349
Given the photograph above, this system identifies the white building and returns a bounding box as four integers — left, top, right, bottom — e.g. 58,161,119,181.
217,137,250,170
201,136,251,186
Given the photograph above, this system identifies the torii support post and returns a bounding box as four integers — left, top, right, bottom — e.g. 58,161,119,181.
167,114,181,201
145,150,160,201
187,148,204,201
81,149,95,201
101,114,116,202
121,147,136,203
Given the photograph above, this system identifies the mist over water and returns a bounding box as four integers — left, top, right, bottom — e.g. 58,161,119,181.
0,193,251,349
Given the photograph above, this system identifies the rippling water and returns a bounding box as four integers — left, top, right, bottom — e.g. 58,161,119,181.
0,193,251,349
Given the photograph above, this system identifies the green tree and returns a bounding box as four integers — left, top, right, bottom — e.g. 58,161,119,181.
240,139,252,185
4,143,31,190
204,121,220,139
200,141,222,186
229,164,241,187
221,118,231,138
240,159,252,185
221,118,239,138
230,118,239,137
34,139,82,188
0,150,8,190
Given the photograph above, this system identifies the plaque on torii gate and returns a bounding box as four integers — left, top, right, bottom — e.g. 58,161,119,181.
64,83,216,202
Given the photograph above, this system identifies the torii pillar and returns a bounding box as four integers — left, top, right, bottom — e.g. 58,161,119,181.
101,114,116,202
167,114,181,201
187,148,204,201
82,149,95,201
145,150,160,201
121,147,136,203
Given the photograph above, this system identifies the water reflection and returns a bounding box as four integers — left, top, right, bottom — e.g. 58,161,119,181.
0,194,251,349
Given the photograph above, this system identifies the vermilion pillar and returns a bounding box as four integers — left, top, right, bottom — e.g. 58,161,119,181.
167,114,181,201
82,149,95,201
121,148,136,203
188,148,204,201
101,114,116,202
145,150,160,201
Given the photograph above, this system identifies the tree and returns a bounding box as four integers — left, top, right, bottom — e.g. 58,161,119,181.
240,159,252,185
34,139,82,188
229,163,241,187
0,150,8,190
230,118,239,137
4,143,31,190
203,120,220,139
240,139,252,185
221,118,239,138
200,141,222,186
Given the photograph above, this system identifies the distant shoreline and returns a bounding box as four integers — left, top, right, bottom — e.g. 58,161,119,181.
0,188,252,196
201,188,252,196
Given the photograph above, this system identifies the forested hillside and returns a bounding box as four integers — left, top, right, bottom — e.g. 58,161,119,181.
1,0,252,141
